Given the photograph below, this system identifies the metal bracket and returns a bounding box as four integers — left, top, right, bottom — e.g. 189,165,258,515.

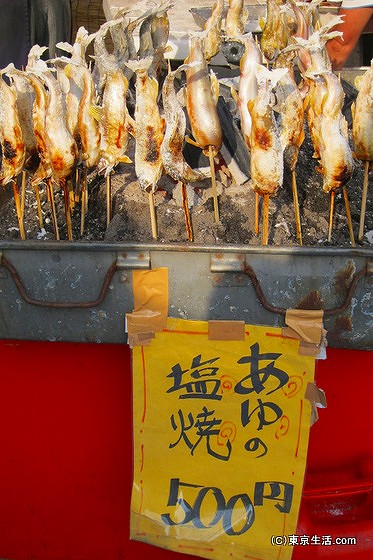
210,253,247,286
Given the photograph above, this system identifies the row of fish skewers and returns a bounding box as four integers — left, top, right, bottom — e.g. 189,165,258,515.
0,0,372,244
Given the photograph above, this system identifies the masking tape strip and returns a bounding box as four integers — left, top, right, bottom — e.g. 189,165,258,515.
305,382,327,426
284,309,324,344
208,320,246,341
127,268,168,347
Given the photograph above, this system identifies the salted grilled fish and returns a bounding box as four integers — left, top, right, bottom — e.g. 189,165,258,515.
5,64,38,168
237,33,262,148
225,0,248,38
260,0,288,63
138,0,174,59
160,62,207,183
0,71,26,185
32,66,78,182
185,34,222,156
65,62,101,169
274,52,305,171
352,61,373,163
203,0,224,61
23,69,53,186
247,64,287,196
94,67,131,176
316,72,354,193
125,57,164,192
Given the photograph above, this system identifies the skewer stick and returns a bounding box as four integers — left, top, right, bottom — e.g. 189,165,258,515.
20,170,27,219
208,145,220,224
12,180,26,240
262,193,269,245
291,170,303,245
63,180,73,241
254,191,259,235
181,182,194,242
80,167,88,237
327,190,335,243
343,186,355,247
106,173,111,227
33,184,44,229
46,178,60,240
148,190,158,240
358,160,370,242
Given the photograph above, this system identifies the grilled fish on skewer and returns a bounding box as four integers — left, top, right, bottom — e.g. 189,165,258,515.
5,64,38,170
311,72,354,194
64,62,101,170
160,62,207,183
93,62,131,177
225,0,248,39
125,56,165,239
126,56,165,193
352,61,373,240
247,64,287,197
34,67,78,182
274,52,305,172
185,33,222,222
274,50,305,243
203,0,225,62
352,61,373,164
185,35,222,157
0,70,26,186
237,33,262,149
138,1,174,58
260,0,288,63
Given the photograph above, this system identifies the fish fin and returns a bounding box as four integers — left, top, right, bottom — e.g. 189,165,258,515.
258,16,266,31
230,85,238,103
210,69,219,105
185,136,200,148
354,75,364,91
125,56,153,74
56,41,73,54
118,155,132,164
88,105,103,121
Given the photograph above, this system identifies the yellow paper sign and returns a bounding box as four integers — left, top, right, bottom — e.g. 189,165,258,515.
131,318,315,560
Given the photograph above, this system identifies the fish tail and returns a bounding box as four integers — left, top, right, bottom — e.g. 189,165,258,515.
125,56,153,74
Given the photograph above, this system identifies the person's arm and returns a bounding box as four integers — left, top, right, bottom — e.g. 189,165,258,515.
325,6,373,70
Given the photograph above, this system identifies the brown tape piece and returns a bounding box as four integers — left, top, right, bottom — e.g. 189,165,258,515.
305,382,327,426
127,268,168,347
285,309,324,344
208,320,245,341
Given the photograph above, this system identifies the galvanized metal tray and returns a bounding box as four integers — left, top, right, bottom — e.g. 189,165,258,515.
0,241,371,350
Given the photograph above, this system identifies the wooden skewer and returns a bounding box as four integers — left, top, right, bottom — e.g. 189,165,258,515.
12,180,26,240
33,184,44,229
106,173,111,227
46,178,60,240
63,180,73,241
291,170,302,245
181,182,194,242
262,193,269,245
358,160,370,242
148,190,158,240
254,191,259,236
208,145,220,224
343,186,355,247
20,170,27,220
327,190,335,243
80,167,88,237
